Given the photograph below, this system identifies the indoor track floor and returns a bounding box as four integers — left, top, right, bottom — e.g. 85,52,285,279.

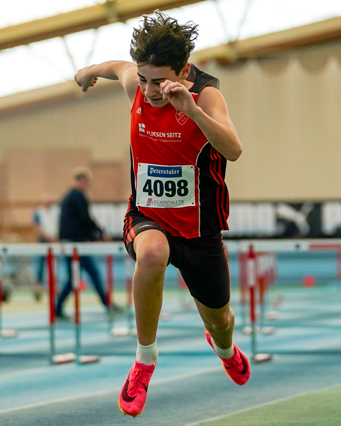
1,285,340,426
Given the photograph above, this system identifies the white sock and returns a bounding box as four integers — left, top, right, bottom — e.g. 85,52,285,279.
212,340,234,359
136,342,158,366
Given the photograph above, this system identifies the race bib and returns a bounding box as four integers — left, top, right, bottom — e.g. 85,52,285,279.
136,163,195,209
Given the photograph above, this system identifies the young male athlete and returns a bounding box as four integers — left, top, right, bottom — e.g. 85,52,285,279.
74,10,250,417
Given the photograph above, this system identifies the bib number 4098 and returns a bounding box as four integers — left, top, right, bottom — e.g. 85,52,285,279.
136,163,195,208
143,179,189,198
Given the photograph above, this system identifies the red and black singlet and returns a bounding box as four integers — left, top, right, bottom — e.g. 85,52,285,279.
127,65,229,239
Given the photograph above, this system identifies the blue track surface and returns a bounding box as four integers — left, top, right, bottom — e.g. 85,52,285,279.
0,283,341,425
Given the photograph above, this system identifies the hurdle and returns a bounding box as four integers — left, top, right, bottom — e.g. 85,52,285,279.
2,239,341,365
246,244,273,363
71,247,100,365
264,252,280,321
0,253,19,338
238,250,248,329
111,254,136,337
47,247,76,365
106,254,114,307
256,251,277,334
336,250,341,293
176,272,192,311
237,247,276,335
0,242,128,365
125,254,136,335
106,253,115,331
233,238,341,360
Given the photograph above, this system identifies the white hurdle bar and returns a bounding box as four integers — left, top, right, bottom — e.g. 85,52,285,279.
224,238,341,254
2,238,341,258
0,242,126,257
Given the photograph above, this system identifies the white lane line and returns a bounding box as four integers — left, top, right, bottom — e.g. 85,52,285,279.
181,382,341,426
0,366,221,415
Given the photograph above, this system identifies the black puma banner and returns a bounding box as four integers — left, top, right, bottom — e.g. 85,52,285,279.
222,201,341,239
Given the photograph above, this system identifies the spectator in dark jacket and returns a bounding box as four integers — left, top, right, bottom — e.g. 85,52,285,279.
56,167,111,319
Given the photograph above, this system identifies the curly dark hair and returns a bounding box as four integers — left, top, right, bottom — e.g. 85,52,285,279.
130,10,199,75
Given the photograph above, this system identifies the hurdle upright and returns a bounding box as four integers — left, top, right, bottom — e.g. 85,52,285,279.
0,251,19,338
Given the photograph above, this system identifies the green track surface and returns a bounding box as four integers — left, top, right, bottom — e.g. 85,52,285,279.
198,385,341,426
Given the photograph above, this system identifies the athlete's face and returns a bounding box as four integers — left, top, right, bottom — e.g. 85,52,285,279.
137,63,187,108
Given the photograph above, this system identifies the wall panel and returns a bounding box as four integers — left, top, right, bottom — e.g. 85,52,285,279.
207,47,341,201
0,41,340,205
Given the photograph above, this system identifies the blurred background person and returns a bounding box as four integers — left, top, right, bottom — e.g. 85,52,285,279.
32,193,60,300
56,167,114,320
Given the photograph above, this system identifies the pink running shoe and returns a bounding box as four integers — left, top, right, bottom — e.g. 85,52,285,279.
205,330,250,385
118,361,156,417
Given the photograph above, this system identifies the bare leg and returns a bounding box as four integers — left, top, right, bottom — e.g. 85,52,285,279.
194,297,251,387
194,298,235,349
133,230,170,346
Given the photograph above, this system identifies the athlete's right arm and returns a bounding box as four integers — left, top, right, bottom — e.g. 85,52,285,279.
74,61,138,105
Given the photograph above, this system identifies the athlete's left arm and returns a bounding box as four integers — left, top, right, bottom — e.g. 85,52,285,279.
192,87,242,161
160,80,242,161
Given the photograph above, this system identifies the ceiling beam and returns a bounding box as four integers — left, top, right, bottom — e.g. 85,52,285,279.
2,15,341,113
0,0,205,51
191,16,341,65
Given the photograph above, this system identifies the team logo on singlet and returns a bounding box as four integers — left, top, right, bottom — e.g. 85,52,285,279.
175,111,188,125
136,107,142,115
138,123,145,133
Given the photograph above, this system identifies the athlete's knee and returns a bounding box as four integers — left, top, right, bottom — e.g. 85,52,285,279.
205,306,234,331
137,244,169,271
135,234,169,271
